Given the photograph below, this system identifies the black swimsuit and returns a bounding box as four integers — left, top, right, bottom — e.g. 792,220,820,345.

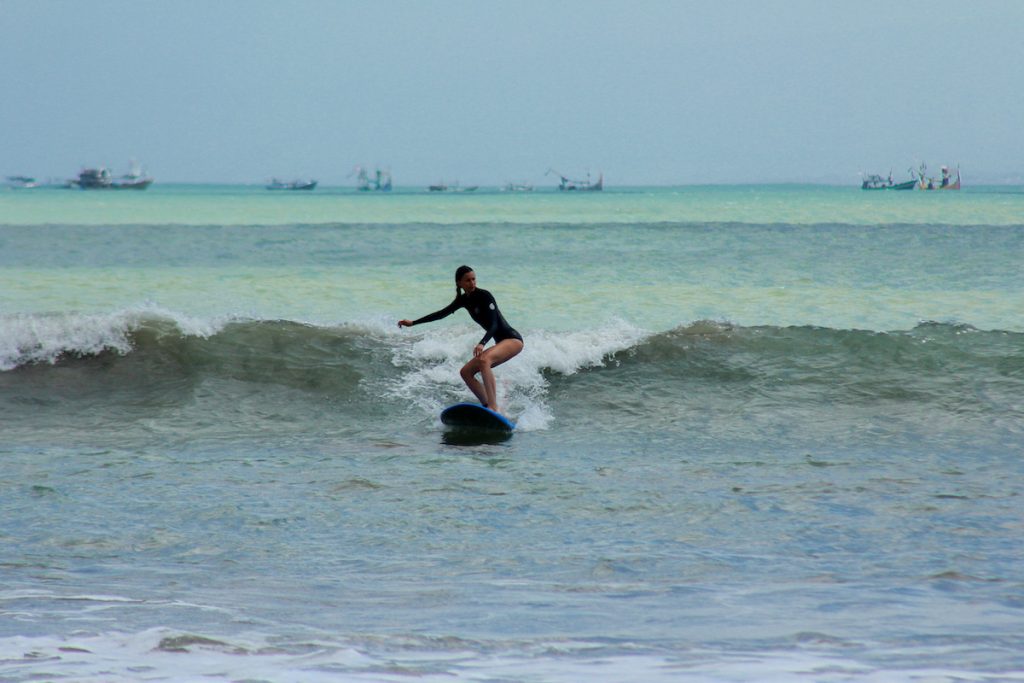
412,288,523,346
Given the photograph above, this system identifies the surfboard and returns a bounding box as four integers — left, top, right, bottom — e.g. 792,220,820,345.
440,403,516,432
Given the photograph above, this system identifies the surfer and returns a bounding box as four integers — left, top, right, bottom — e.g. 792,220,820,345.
399,265,523,414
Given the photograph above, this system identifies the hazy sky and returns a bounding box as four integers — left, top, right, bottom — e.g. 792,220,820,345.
3,0,1022,185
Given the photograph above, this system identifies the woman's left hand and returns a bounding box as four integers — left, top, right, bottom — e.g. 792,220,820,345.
473,344,484,358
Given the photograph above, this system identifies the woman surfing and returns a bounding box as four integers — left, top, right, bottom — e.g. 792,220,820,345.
399,265,523,415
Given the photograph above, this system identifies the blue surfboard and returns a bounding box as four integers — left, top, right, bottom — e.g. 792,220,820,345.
440,403,516,432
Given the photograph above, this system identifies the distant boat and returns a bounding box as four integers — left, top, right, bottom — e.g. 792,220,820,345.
5,176,38,189
502,181,534,192
266,178,317,191
547,168,603,191
352,166,392,192
428,181,477,192
70,164,153,190
861,172,917,190
916,163,960,191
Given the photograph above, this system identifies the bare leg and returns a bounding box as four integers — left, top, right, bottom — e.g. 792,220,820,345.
459,339,524,413
479,362,498,411
459,364,489,406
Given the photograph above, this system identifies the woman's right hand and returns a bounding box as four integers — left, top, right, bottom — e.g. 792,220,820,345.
398,319,413,328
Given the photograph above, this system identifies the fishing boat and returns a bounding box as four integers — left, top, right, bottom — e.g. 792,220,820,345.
916,163,960,190
352,166,392,192
861,172,917,190
70,164,154,190
266,178,318,191
118,160,153,188
547,168,603,191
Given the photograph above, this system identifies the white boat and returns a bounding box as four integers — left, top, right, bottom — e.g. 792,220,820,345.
5,176,38,189
503,181,534,192
428,181,477,192
266,178,318,191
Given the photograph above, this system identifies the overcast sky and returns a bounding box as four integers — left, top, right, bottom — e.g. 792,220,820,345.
3,0,1022,185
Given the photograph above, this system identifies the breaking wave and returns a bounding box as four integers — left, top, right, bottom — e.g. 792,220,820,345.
2,309,1021,434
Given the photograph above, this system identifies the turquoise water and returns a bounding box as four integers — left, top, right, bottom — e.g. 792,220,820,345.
4,183,1024,226
2,185,1023,681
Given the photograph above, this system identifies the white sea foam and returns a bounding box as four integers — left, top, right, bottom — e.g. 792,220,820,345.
0,306,228,371
385,318,648,430
0,307,648,432
1,629,1020,683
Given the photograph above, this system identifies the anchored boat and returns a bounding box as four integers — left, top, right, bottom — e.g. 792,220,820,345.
266,178,318,191
547,168,603,191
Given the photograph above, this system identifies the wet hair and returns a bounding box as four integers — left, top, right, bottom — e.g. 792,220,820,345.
455,265,474,297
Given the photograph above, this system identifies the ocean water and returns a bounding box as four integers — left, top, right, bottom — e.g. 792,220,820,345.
2,184,1023,682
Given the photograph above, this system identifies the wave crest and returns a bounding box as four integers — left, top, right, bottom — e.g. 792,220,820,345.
0,308,222,371
2,312,1021,432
